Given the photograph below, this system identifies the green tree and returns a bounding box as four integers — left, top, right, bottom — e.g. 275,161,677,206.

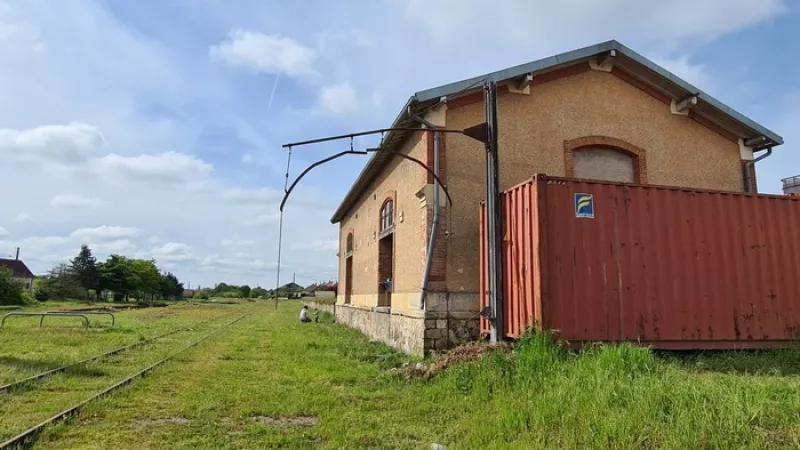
251,286,267,298
99,255,135,301
159,272,184,301
239,284,251,298
35,264,84,301
130,259,161,302
0,268,24,305
70,245,100,300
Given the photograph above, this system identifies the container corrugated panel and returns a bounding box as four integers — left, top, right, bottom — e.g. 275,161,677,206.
481,174,800,349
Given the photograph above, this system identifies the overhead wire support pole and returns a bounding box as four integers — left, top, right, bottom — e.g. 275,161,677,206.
484,79,505,343
275,146,293,310
277,122,489,317
282,127,465,148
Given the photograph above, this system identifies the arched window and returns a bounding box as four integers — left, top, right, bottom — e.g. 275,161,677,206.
564,136,647,184
573,147,635,183
346,233,353,253
380,199,394,234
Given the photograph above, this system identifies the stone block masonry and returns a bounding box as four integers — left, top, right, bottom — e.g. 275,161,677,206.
335,292,481,355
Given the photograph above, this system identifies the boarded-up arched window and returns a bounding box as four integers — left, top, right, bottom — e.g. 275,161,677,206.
564,136,648,184
573,147,635,183
380,200,394,233
345,233,353,255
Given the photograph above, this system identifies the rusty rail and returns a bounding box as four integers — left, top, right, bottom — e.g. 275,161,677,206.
0,328,182,393
0,314,249,449
46,311,116,326
1,312,89,329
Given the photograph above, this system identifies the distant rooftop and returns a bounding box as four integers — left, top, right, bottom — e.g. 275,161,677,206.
0,258,34,279
782,175,800,194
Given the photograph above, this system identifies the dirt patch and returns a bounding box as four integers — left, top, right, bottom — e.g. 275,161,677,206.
131,416,190,427
251,415,319,428
400,342,512,379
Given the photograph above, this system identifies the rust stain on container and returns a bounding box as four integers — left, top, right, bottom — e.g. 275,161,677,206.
480,175,800,349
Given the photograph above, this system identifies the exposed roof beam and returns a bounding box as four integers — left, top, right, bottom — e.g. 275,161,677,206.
517,73,533,91
675,95,698,112
596,49,616,67
745,136,768,147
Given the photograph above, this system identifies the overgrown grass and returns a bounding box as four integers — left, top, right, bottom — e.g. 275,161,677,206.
4,300,800,448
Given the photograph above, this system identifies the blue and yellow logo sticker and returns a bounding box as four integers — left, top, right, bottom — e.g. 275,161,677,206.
574,193,594,218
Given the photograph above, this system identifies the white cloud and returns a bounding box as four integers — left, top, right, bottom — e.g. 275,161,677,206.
0,122,104,165
16,212,32,223
50,194,105,209
221,187,282,203
70,226,140,241
290,239,338,252
209,29,317,77
91,152,213,183
0,2,45,54
241,153,254,163
0,226,9,237
318,83,359,116
93,239,136,254
221,239,257,248
651,55,714,94
150,242,195,262
241,212,281,227
401,0,787,51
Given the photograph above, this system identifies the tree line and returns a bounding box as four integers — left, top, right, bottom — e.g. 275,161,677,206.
190,282,270,300
35,245,185,302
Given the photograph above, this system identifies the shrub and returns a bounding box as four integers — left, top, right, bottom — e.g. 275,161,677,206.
193,291,210,300
0,268,25,306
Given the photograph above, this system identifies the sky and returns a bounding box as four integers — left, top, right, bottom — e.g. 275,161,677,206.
0,0,798,289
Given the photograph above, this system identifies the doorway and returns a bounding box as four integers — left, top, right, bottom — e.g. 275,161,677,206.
378,234,394,307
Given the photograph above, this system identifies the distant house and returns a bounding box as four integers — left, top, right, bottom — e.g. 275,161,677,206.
278,282,304,298
301,282,338,298
317,281,337,298
183,289,197,298
0,258,35,290
300,283,319,297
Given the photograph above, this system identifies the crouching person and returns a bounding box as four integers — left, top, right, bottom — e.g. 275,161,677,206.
299,305,312,323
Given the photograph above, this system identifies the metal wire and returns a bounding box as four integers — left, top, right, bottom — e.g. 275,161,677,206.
276,146,293,309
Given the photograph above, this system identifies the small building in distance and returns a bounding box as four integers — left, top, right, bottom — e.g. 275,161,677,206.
301,282,337,298
0,257,35,290
783,175,800,195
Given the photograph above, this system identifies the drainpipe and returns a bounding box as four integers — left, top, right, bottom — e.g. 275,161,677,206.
408,106,441,310
744,146,773,193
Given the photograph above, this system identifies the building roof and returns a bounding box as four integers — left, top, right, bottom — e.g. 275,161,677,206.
302,283,319,293
331,40,784,224
0,259,34,279
278,282,304,291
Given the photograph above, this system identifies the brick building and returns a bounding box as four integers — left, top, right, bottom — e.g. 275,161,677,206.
330,40,784,355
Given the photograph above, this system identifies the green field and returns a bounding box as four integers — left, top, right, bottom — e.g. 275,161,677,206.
2,300,800,449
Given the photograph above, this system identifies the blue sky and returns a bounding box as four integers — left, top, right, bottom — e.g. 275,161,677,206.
0,0,797,288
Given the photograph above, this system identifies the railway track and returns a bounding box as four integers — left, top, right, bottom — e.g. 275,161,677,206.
0,313,234,394
0,313,250,449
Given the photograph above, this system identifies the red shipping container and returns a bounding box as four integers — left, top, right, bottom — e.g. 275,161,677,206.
480,175,800,349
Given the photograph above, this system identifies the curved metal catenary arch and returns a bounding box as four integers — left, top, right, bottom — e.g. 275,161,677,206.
279,149,454,212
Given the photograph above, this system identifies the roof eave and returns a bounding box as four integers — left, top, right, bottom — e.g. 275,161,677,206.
330,96,417,224
330,39,784,224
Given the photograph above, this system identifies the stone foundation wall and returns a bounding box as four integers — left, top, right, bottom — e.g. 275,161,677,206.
335,292,481,355
335,305,426,355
